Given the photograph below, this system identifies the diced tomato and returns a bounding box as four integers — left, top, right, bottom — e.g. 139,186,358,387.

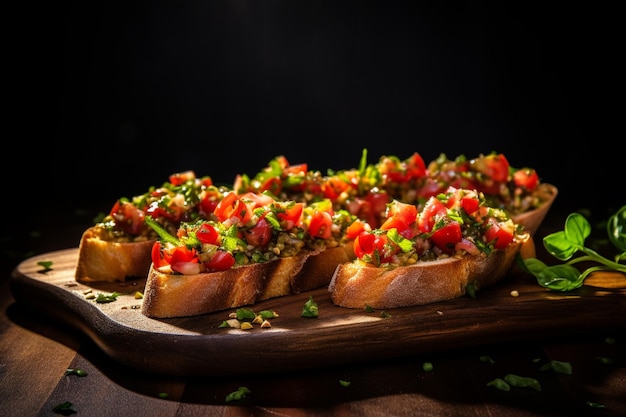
404,152,427,179
243,216,273,247
322,176,351,201
169,170,196,186
146,201,186,223
151,241,169,268
204,250,236,271
513,168,539,191
418,197,447,233
258,176,282,195
199,188,223,216
483,217,515,249
430,220,462,254
307,210,333,239
353,232,397,264
476,153,510,183
385,200,418,226
169,246,201,275
109,200,146,236
344,219,368,240
445,187,480,214
214,192,252,224
195,223,220,245
276,202,304,229
282,163,308,176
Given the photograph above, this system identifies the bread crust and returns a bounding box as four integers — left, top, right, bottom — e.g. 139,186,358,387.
75,227,155,283
328,233,530,309
142,245,353,318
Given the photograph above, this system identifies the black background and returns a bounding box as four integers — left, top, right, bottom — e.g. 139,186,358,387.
13,1,622,231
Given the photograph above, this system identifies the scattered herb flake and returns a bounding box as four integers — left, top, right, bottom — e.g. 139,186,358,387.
503,374,542,391
540,360,572,374
380,311,391,318
225,386,251,403
595,356,614,365
37,260,53,272
65,368,88,377
422,362,434,372
158,392,168,399
95,292,121,303
301,296,319,318
364,305,375,313
586,401,606,409
339,380,351,387
52,401,77,415
487,378,510,391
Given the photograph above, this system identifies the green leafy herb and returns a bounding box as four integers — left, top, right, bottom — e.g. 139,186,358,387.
95,292,121,303
225,386,251,402
65,368,88,377
301,296,319,318
487,378,510,391
422,362,434,372
339,379,351,387
52,401,77,415
521,206,626,291
540,360,572,374
37,260,53,272
504,374,542,391
586,401,606,409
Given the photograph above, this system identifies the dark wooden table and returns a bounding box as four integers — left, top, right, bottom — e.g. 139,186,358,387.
2,205,625,417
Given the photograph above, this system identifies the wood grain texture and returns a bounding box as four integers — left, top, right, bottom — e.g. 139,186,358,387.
10,248,626,378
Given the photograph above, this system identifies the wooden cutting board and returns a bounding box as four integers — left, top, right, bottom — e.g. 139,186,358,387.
10,248,626,377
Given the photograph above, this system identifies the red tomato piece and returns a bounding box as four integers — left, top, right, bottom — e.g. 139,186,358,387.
195,223,219,245
307,210,333,239
513,168,539,191
483,218,515,249
204,250,236,271
169,170,196,186
110,200,146,236
243,216,273,247
418,197,447,233
430,220,462,254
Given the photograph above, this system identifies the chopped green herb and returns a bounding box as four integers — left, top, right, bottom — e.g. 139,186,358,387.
52,401,77,415
95,292,121,303
422,362,434,372
225,386,251,402
466,281,477,298
37,260,53,272
380,311,391,318
540,360,572,374
65,368,88,377
235,308,256,321
364,305,375,313
595,356,614,365
487,378,510,391
158,392,168,399
301,296,319,318
586,401,606,409
504,374,541,391
339,379,351,387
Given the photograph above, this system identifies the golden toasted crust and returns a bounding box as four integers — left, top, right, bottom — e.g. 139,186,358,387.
75,227,155,283
328,233,530,309
141,245,354,318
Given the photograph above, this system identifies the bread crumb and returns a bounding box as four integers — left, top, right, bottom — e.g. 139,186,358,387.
510,290,519,297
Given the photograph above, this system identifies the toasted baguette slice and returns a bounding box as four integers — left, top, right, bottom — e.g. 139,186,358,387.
75,226,155,283
328,233,530,309
142,245,354,318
